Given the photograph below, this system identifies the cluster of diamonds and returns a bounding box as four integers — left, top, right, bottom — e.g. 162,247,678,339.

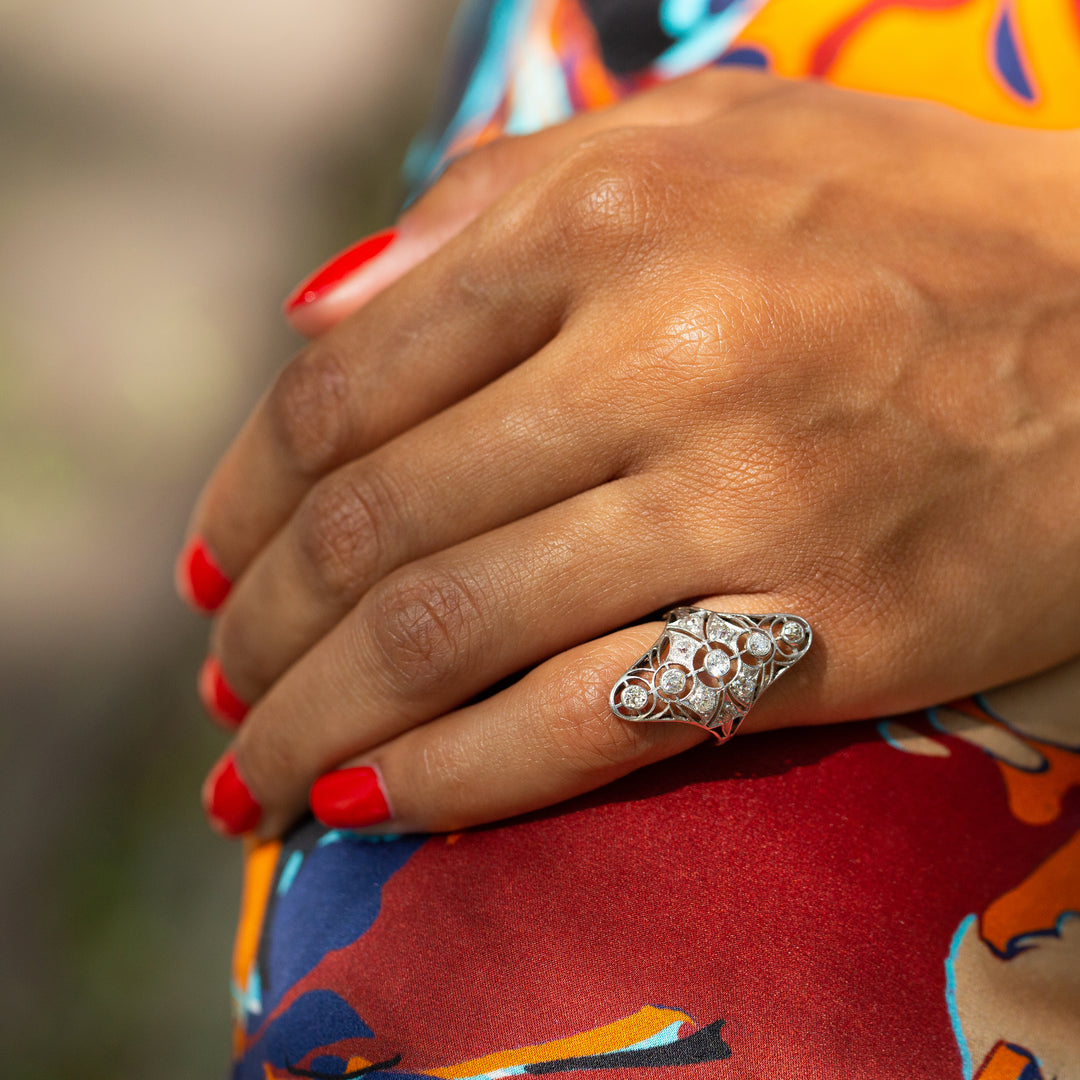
609,608,812,741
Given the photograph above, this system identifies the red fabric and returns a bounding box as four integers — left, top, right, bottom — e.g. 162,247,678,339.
239,715,1074,1077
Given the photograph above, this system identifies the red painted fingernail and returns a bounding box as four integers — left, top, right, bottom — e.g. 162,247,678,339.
284,228,397,312
177,536,231,613
202,753,262,837
198,657,249,727
310,766,391,829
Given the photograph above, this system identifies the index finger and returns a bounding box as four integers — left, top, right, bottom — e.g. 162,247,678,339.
176,193,569,611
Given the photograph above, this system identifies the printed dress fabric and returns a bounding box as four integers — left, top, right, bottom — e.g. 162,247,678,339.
229,3,1080,1079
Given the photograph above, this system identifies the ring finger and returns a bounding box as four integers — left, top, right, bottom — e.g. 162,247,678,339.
307,595,816,835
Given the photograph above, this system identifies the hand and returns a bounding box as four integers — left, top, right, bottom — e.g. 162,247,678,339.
279,72,747,338
180,69,1080,838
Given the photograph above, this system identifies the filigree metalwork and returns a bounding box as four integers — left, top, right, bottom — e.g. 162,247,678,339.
609,608,812,742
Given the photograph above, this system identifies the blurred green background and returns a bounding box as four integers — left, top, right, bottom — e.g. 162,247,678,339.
0,2,455,1075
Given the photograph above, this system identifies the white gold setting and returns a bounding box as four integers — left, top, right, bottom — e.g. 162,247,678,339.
610,608,813,742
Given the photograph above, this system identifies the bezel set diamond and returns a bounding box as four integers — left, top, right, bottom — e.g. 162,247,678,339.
704,649,731,679
658,668,688,695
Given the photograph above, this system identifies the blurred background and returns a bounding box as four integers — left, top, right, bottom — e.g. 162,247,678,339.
0,2,456,1075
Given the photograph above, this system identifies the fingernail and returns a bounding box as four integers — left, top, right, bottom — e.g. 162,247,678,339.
198,657,249,727
284,228,398,312
310,766,391,829
202,752,262,837
177,536,231,613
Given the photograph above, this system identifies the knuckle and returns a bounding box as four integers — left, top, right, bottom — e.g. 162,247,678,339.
710,275,779,363
269,344,352,476
642,275,786,403
368,567,486,697
296,469,391,597
546,134,669,257
641,291,727,381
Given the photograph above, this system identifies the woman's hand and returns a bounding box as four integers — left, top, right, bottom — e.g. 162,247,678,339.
279,72,753,338
179,69,1080,838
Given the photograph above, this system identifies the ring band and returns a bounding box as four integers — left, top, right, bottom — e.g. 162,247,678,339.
609,607,812,742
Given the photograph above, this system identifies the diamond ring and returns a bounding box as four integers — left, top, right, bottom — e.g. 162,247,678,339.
609,607,812,742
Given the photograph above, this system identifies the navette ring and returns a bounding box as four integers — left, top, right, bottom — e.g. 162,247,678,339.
609,607,812,742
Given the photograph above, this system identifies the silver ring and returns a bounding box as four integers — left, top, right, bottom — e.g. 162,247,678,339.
609,607,812,742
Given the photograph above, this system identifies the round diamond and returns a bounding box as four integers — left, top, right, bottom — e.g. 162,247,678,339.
658,668,687,695
688,685,718,713
704,649,731,679
731,674,756,698
746,631,772,657
621,684,648,710
781,619,805,644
